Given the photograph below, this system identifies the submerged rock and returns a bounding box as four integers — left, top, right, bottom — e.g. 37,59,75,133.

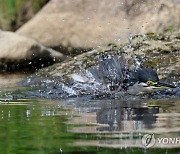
0,30,64,72
16,0,180,54
22,30,180,99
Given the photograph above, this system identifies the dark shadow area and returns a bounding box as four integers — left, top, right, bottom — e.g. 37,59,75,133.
51,45,92,56
0,57,57,73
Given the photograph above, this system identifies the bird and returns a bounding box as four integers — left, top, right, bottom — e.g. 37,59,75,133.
90,54,175,95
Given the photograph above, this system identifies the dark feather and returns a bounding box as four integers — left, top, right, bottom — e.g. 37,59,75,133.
129,68,159,84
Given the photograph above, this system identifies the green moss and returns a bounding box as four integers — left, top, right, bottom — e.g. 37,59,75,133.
164,27,179,33
142,58,161,68
146,32,159,40
157,48,171,54
132,42,149,51
121,42,129,47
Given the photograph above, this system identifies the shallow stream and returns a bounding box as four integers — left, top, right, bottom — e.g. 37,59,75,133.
0,74,179,153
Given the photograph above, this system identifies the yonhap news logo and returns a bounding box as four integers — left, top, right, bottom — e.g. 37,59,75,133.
141,133,180,148
142,134,156,148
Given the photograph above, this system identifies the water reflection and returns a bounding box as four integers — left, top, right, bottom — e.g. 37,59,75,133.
68,99,180,149
0,98,179,153
96,106,159,131
68,99,180,137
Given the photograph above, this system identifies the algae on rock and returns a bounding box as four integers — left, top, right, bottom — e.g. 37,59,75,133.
25,30,180,88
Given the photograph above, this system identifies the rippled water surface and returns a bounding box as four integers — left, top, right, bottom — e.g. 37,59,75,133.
0,97,179,154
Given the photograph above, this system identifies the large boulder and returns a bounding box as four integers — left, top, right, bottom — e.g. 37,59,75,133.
23,29,180,99
17,0,180,53
0,30,64,72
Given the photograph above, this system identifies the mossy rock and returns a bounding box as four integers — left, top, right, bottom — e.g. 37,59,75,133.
24,29,180,88
26,44,124,86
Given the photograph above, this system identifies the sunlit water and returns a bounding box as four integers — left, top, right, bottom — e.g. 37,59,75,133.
0,98,179,154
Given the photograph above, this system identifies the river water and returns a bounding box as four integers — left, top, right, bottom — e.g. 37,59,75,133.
0,74,179,153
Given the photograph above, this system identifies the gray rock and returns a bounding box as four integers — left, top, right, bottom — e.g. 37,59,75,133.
16,0,180,54
0,30,64,71
22,30,180,99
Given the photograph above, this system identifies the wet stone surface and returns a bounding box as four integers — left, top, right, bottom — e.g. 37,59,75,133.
19,29,180,100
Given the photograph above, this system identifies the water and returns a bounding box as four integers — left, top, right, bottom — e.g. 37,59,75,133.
0,73,28,88
0,98,179,154
0,70,179,154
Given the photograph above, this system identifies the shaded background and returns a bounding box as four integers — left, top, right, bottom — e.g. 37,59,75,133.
0,0,49,31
